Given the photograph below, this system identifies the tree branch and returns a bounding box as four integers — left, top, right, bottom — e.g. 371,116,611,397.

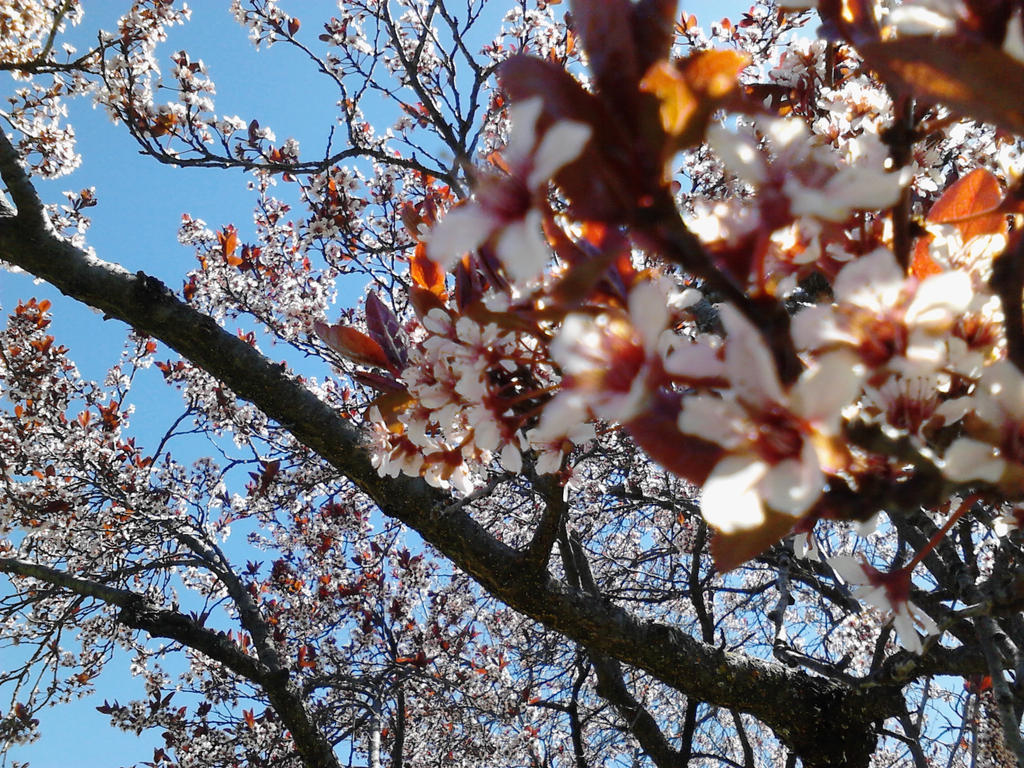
976,614,1024,764
523,473,567,574
0,557,341,768
992,232,1024,373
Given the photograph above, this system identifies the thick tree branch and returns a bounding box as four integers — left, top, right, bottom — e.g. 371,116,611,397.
976,614,1024,764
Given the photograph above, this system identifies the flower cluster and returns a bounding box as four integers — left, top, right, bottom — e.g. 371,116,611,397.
329,1,1024,668
367,308,554,491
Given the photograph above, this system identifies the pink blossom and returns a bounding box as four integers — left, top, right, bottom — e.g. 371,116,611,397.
829,555,939,654
428,97,591,286
676,305,863,533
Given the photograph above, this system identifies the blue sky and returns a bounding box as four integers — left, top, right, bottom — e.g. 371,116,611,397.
2,2,738,766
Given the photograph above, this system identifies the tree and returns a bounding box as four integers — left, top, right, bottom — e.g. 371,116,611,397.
2,0,1024,765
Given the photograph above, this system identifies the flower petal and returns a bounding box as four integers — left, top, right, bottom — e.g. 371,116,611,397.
527,121,593,189
905,271,973,329
678,395,749,450
700,454,769,534
790,350,864,431
719,304,784,404
504,97,544,167
496,209,549,284
628,281,669,353
829,554,869,586
759,440,823,516
833,248,902,309
707,123,767,186
943,438,1006,484
664,342,725,381
891,608,923,654
428,205,495,269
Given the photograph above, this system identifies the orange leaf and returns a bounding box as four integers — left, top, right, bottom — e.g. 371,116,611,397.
314,322,392,369
927,168,1004,240
910,239,943,280
684,48,750,100
218,227,239,260
369,389,415,429
640,50,749,151
410,242,446,297
640,61,697,137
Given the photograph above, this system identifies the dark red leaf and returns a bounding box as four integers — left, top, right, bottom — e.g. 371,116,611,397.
351,370,406,394
498,56,635,222
710,510,798,572
625,391,722,486
409,284,447,321
860,37,1024,135
365,292,406,370
570,0,640,112
631,0,677,74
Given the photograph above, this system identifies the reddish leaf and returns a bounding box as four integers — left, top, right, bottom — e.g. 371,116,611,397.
570,0,641,112
860,37,1024,135
710,509,798,572
913,168,1007,277
410,242,446,297
351,370,406,394
455,259,484,311
218,227,239,262
365,292,407,370
395,651,429,667
314,321,392,369
499,56,635,222
961,0,1015,45
287,17,301,36
401,203,425,237
964,674,993,693
409,284,447,322
927,167,1005,240
297,645,316,669
631,0,677,74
